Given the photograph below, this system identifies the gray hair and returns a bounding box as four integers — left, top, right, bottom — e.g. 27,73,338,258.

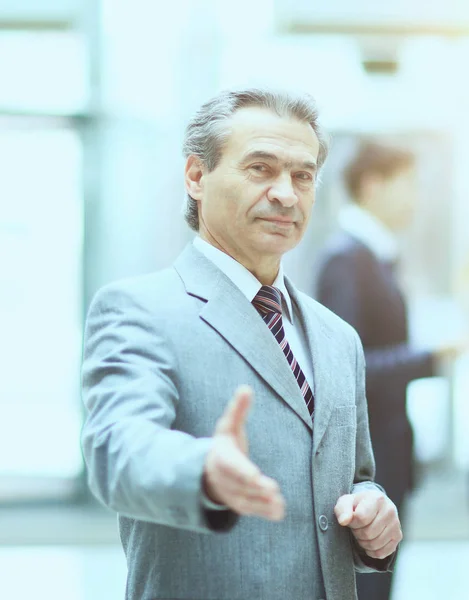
182,87,330,231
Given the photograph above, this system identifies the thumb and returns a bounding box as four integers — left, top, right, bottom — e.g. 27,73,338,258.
334,494,356,527
215,385,253,437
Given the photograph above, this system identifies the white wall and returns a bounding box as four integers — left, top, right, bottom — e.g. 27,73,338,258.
275,0,469,27
0,0,81,21
86,0,227,297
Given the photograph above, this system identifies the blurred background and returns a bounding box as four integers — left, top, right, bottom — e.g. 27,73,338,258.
0,1,468,598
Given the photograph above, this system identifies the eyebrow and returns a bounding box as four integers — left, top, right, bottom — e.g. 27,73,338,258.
240,150,317,172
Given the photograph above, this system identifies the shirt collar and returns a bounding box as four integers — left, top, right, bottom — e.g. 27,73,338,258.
193,236,294,322
338,203,399,262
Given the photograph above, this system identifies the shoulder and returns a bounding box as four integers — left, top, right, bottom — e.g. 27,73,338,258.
317,231,374,269
314,232,378,298
87,267,184,317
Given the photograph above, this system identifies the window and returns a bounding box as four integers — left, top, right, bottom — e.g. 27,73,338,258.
0,28,86,500
0,30,87,113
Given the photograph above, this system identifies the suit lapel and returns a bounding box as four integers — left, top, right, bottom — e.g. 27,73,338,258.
174,245,313,431
286,279,339,454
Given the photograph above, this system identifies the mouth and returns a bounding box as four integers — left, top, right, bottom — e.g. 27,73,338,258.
260,217,295,226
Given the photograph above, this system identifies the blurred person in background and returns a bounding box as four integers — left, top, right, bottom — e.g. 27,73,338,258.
81,90,403,600
315,141,463,600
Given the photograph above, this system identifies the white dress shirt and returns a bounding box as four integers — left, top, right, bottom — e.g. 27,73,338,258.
193,236,314,388
193,236,315,511
338,203,399,262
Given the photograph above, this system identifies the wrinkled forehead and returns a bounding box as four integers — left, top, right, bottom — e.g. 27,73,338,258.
221,106,320,164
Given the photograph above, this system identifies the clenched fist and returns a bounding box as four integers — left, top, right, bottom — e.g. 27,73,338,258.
335,489,402,559
203,385,285,521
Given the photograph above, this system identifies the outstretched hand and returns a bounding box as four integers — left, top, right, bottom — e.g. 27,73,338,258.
203,385,285,521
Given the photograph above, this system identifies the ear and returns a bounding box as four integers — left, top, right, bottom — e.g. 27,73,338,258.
184,155,205,201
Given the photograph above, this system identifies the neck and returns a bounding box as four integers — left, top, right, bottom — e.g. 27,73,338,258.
249,261,280,286
356,199,393,231
198,231,281,286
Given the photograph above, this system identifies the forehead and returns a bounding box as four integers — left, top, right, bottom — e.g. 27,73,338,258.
222,106,320,164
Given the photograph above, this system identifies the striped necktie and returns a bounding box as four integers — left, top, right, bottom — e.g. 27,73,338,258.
252,285,314,418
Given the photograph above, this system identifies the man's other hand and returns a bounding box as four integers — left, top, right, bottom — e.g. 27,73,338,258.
334,489,402,559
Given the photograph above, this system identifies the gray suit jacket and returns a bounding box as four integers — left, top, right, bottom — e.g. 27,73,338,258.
82,244,393,600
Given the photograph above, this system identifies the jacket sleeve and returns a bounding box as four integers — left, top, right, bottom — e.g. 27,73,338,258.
350,331,398,573
364,345,434,389
316,252,435,388
81,283,238,534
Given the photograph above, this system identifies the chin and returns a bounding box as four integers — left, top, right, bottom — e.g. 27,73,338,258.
258,233,299,256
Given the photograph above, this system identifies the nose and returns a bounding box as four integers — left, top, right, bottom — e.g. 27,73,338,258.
267,175,298,208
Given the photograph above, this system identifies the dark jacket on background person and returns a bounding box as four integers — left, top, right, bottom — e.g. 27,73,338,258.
316,230,435,508
315,230,435,600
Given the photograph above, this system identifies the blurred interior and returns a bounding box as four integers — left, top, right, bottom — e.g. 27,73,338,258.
0,1,468,598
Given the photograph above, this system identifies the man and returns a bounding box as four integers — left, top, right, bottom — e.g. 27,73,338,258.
315,141,461,600
82,90,402,600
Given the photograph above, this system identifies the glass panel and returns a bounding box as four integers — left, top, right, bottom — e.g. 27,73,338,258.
0,31,87,113
0,125,83,482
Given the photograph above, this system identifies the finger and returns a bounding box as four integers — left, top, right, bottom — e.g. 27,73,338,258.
256,474,281,495
215,464,281,501
334,494,356,526
229,385,253,435
232,473,281,499
207,440,284,497
210,444,261,486
235,493,286,521
215,385,253,436
208,454,284,512
355,519,403,553
211,483,285,521
353,501,399,543
210,464,285,518
217,475,282,504
214,478,283,503
348,494,382,529
353,521,387,546
205,437,283,509
364,537,399,560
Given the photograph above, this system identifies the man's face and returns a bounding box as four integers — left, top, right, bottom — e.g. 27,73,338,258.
188,107,320,267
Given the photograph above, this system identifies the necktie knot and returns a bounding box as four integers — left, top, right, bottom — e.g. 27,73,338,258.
252,285,282,316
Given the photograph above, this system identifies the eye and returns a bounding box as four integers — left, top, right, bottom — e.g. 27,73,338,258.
295,171,313,182
250,163,269,173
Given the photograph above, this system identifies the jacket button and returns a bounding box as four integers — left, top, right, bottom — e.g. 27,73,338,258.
318,515,329,531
